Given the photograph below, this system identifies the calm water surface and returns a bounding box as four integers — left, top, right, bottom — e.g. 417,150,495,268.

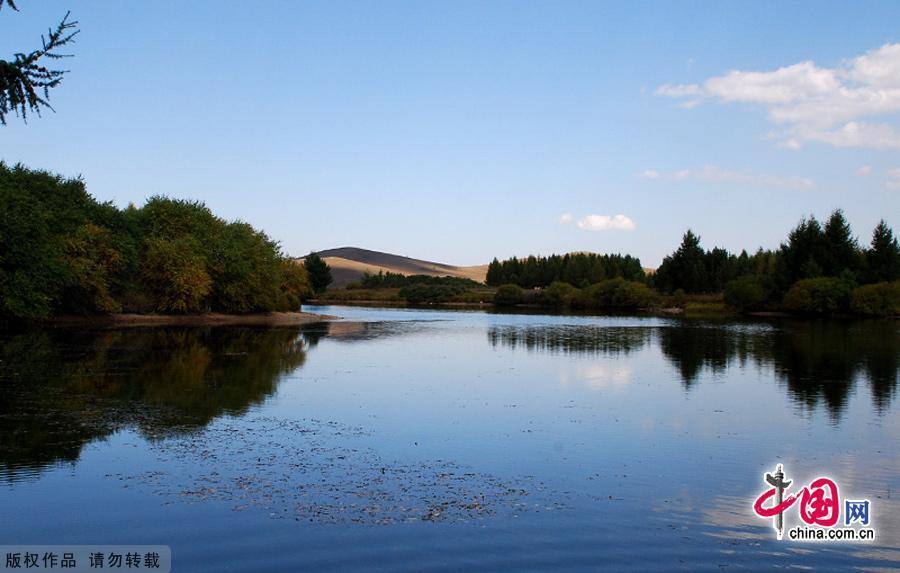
1,305,898,571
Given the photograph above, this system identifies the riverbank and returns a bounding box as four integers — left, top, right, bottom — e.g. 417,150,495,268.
309,297,739,319
45,311,338,328
314,285,898,319
312,284,739,318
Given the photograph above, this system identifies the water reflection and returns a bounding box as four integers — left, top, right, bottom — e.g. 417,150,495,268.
488,320,899,418
0,326,322,482
2,316,897,484
487,325,651,355
0,309,897,571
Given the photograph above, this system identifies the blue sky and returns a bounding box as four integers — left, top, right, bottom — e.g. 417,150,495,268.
2,1,899,266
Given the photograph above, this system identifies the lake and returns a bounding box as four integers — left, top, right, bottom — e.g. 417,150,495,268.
1,305,898,571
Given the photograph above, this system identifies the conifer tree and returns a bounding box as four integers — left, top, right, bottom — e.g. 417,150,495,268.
303,252,333,293
0,1,79,124
866,220,900,283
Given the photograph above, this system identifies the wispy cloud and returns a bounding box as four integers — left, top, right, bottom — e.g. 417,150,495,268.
637,165,814,190
886,168,900,190
856,165,872,176
559,213,636,231
657,43,900,149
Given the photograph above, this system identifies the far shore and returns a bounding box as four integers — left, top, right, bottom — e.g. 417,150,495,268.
46,311,338,329
309,298,740,318
308,299,825,319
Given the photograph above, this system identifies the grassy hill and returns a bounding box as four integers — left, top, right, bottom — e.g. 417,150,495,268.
299,247,488,287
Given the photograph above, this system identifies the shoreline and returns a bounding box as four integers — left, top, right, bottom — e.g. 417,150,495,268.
309,298,722,313
44,311,338,329
309,299,738,318
309,299,896,320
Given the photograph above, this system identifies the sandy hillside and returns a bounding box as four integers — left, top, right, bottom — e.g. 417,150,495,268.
298,247,488,287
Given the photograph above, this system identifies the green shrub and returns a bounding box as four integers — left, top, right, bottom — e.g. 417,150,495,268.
279,260,312,309
141,236,212,313
357,271,480,289
724,275,766,312
494,284,524,306
672,288,687,308
614,280,659,309
577,281,615,308
782,277,853,314
575,278,659,310
850,281,900,317
399,284,464,304
451,288,494,304
542,281,578,307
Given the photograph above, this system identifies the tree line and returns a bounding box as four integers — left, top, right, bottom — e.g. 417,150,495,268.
0,163,311,320
486,252,645,288
350,270,480,289
484,210,898,316
653,210,899,315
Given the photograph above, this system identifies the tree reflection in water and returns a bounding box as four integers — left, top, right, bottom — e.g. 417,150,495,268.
489,319,899,419
0,325,325,481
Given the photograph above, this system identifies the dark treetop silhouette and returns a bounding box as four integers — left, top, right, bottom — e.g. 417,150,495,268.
0,0,78,124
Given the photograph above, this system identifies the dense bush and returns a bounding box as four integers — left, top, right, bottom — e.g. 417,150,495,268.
782,277,853,315
352,271,480,289
398,284,465,304
541,281,579,307
0,164,100,318
0,163,310,320
724,275,767,312
575,278,659,310
850,281,900,317
141,235,212,313
493,284,524,306
671,288,687,308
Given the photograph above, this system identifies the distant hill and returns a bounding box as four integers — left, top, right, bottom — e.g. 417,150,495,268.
298,247,488,287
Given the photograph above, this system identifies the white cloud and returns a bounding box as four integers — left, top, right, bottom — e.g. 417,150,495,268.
637,165,814,190
886,168,900,190
558,212,574,224
856,165,872,176
794,121,900,149
657,43,900,149
576,214,636,231
656,83,703,98
638,169,660,179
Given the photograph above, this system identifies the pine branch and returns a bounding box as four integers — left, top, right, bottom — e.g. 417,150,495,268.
0,11,79,124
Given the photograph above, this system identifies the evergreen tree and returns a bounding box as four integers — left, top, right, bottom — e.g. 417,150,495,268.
303,252,332,293
484,252,644,288
822,209,859,277
0,1,79,124
780,216,828,282
866,220,900,283
486,258,501,286
655,230,708,293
